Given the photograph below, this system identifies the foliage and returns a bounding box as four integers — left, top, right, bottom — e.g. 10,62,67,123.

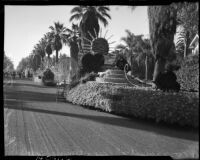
32,54,42,71
48,22,69,63
45,43,53,58
148,5,177,81
67,24,80,63
16,56,31,73
42,68,54,82
91,37,109,55
80,72,99,83
4,53,14,73
176,54,199,92
93,53,105,72
113,53,128,70
116,30,155,80
174,2,199,59
66,81,199,128
176,2,199,41
69,6,111,54
81,53,105,73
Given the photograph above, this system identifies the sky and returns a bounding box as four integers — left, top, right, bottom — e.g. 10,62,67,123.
4,5,149,69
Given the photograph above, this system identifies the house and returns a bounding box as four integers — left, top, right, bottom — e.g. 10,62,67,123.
189,34,199,55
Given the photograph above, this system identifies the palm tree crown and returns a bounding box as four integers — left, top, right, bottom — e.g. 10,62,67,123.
69,6,111,27
48,22,69,63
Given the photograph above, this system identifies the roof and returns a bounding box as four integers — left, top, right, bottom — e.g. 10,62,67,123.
189,34,199,49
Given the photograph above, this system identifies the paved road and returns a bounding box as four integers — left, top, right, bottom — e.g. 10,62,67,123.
4,79,199,157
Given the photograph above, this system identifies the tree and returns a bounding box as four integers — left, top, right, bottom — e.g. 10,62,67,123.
115,30,140,65
48,22,68,63
16,57,31,73
4,53,14,73
148,5,177,81
175,2,199,58
69,6,111,54
65,23,80,64
115,30,154,79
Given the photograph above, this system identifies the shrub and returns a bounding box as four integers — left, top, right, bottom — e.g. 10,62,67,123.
93,53,105,72
114,54,129,71
65,82,199,128
81,53,105,74
42,68,54,81
42,68,55,86
176,54,199,92
81,53,94,73
69,72,99,90
80,72,99,83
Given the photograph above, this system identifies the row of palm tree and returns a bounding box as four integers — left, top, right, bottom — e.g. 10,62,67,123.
29,6,111,72
24,5,196,82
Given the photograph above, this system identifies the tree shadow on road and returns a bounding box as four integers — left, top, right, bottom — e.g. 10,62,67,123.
4,90,56,102
4,99,199,142
13,82,56,89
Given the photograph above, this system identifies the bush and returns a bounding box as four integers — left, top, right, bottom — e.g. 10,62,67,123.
114,54,128,70
81,53,94,73
93,53,105,72
80,72,99,83
176,54,199,92
42,68,55,85
69,72,99,90
81,53,105,74
66,82,199,128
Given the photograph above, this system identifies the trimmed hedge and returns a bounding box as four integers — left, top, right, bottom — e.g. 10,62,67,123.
176,54,199,92
65,82,199,128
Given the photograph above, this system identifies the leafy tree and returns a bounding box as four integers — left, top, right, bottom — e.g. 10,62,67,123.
16,57,31,73
69,6,111,53
4,53,14,73
148,5,177,81
32,54,41,71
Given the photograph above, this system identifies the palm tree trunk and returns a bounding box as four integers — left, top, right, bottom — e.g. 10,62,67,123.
153,58,166,81
145,54,148,80
56,50,59,63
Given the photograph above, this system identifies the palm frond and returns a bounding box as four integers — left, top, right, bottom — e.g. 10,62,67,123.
100,12,111,20
96,13,108,27
69,13,83,22
97,6,110,12
70,6,83,14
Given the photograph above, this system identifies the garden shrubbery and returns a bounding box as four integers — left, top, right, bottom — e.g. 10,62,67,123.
65,81,199,128
176,54,199,92
42,68,56,86
81,53,105,73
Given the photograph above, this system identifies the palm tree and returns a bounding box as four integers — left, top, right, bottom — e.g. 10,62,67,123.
175,28,190,58
48,22,68,63
137,39,153,80
116,30,144,72
148,5,177,81
65,23,80,62
69,6,111,53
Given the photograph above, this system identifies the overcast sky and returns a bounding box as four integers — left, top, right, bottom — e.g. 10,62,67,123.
4,5,149,69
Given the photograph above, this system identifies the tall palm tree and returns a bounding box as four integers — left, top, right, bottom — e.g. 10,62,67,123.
48,22,68,63
148,5,177,81
69,6,111,53
65,23,80,62
116,30,144,70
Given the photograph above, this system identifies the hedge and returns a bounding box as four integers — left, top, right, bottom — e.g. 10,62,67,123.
176,54,199,92
65,81,199,128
